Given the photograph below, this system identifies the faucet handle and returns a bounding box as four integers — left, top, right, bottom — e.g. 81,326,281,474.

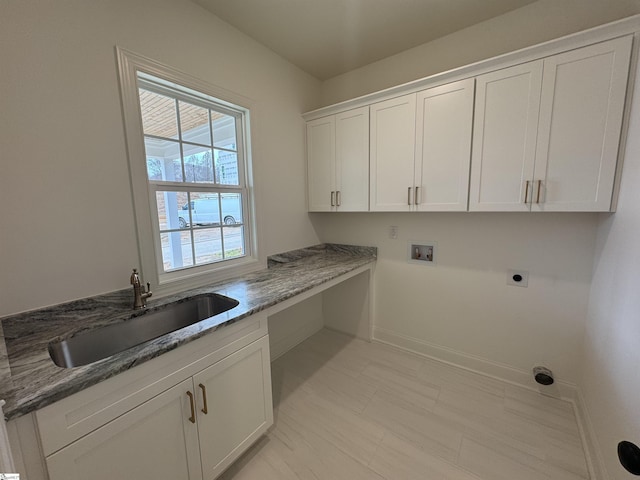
146,282,151,293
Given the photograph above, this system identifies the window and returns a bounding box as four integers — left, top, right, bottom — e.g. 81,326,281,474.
139,77,248,272
117,49,259,291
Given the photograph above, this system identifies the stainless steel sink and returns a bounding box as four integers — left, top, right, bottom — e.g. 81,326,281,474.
49,293,239,368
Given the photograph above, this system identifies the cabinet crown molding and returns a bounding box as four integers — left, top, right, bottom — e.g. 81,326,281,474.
303,14,640,121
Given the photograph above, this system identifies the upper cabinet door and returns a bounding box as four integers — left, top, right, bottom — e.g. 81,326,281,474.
469,61,543,211
532,36,632,212
415,79,475,211
336,107,370,211
307,116,336,212
370,93,417,211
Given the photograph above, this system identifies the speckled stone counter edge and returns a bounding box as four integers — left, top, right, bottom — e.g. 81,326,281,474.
0,243,376,420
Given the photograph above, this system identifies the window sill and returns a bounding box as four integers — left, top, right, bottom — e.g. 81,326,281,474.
153,256,264,299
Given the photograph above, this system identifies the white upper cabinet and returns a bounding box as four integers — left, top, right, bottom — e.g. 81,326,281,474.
307,107,369,212
369,80,474,212
336,107,370,211
415,79,475,211
307,31,633,214
533,36,632,211
469,61,543,211
370,93,417,211
307,116,335,212
471,36,632,212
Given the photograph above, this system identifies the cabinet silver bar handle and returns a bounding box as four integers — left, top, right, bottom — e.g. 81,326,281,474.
186,391,196,424
408,187,412,205
330,191,335,206
524,180,530,204
536,180,542,204
336,190,341,207
199,383,208,415
414,186,419,205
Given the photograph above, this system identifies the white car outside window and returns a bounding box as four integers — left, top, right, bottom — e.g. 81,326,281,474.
178,194,242,228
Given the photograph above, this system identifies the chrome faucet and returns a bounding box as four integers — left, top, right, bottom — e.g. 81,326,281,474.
130,268,152,309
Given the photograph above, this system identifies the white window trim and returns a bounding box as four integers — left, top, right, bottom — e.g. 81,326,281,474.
116,47,263,297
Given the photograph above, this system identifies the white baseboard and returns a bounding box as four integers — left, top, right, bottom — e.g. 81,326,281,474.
372,326,607,479
372,326,577,397
570,387,610,480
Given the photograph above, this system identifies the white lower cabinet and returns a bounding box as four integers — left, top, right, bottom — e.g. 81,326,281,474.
47,377,203,480
196,336,273,479
44,335,273,480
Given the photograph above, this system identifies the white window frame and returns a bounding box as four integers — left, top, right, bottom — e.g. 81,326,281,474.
116,47,262,295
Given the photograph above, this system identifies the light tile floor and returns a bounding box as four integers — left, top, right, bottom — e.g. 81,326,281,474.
220,329,589,480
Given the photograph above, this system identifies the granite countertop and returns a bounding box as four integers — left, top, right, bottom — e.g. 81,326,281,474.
0,244,376,420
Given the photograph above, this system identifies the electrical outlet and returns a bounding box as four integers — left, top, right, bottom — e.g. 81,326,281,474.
389,225,398,239
507,270,529,287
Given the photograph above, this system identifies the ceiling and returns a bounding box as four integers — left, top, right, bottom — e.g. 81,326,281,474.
192,0,539,80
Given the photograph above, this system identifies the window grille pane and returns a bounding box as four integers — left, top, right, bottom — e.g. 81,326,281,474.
189,192,220,225
212,112,237,149
145,138,183,182
156,191,189,230
194,228,223,265
179,101,211,145
223,226,244,258
183,144,214,183
214,150,239,185
134,71,251,278
160,231,194,271
221,192,243,225
139,89,178,139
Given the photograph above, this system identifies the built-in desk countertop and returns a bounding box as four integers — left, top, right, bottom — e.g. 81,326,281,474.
0,244,376,420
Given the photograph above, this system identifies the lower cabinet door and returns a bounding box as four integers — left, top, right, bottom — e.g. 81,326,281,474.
46,378,203,480
194,335,273,480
